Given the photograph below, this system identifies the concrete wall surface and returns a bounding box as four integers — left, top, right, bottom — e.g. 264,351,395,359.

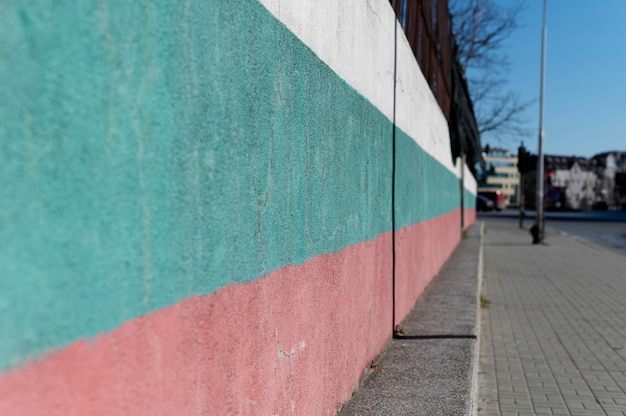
0,1,476,414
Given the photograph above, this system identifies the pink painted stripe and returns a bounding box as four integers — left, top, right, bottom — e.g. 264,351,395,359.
0,210,473,415
394,209,464,321
464,208,476,229
0,234,393,415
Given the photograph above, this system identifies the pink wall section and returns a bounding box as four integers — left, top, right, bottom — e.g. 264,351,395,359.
465,208,476,229
0,211,475,415
0,233,393,416
394,209,463,322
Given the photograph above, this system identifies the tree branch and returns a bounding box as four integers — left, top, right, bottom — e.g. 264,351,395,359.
450,0,529,140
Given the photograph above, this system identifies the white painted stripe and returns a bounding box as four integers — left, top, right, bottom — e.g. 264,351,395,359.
257,0,474,184
393,25,458,175
258,0,395,121
465,162,477,195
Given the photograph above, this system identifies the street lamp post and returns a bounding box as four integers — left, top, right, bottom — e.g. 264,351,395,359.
535,0,548,244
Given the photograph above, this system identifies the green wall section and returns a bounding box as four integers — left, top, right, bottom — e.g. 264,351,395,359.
394,127,461,229
0,0,466,371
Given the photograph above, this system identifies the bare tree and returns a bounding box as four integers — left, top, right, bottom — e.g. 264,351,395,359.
450,0,532,140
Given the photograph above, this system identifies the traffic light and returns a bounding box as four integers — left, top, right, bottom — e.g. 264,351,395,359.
517,146,537,175
546,171,552,187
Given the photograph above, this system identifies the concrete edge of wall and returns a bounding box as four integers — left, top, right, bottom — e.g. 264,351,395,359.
338,221,484,415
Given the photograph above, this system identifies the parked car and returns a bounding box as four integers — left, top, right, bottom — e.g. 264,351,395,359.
546,187,567,211
591,200,609,211
478,190,506,211
477,195,495,212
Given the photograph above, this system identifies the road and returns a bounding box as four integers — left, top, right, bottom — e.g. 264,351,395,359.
478,209,626,258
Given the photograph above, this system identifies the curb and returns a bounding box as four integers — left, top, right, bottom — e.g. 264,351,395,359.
470,221,485,416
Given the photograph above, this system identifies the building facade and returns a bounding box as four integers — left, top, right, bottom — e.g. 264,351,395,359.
590,151,626,208
544,155,596,210
480,148,520,206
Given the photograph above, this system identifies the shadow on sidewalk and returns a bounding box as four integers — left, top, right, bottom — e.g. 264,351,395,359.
393,334,477,340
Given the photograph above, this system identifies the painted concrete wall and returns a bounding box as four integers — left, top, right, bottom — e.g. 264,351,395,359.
0,1,476,415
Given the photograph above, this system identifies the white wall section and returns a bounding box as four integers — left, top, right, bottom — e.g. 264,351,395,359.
258,0,471,181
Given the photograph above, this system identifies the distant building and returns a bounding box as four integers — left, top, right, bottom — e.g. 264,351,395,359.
516,150,626,210
590,151,626,208
479,148,519,206
544,155,596,210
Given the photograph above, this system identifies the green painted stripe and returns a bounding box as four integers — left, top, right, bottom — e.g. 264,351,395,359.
394,127,462,229
0,0,463,371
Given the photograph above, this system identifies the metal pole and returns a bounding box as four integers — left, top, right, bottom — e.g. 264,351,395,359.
536,0,548,243
460,154,465,233
519,142,525,228
517,172,526,228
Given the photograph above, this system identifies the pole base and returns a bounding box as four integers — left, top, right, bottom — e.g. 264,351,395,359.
530,224,541,244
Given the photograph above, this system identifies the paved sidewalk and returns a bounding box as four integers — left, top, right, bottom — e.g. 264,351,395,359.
478,218,626,416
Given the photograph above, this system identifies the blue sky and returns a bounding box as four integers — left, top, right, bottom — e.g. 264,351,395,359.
482,0,626,158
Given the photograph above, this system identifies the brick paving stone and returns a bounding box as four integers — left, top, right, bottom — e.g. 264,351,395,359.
477,218,626,415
